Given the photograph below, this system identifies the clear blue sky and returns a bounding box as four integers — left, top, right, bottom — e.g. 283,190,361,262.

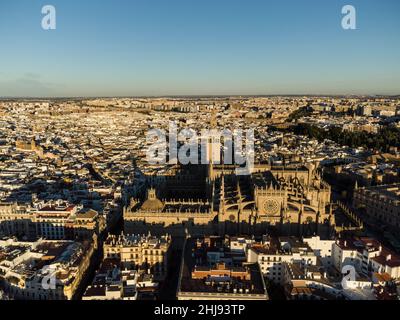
0,0,399,97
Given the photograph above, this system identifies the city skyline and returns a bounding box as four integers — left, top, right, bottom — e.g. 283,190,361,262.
1,0,400,97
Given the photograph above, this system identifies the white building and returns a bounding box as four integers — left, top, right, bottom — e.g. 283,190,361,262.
303,236,335,268
83,260,158,300
247,237,318,284
332,238,400,280
0,238,95,300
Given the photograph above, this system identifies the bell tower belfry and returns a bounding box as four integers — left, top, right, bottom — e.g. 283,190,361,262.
207,110,220,180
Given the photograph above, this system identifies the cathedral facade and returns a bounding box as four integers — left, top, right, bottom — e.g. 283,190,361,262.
125,115,334,238
123,162,335,238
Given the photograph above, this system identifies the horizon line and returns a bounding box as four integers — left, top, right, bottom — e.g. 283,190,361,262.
1,93,400,100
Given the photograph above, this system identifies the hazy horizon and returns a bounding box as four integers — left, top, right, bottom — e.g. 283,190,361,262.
1,93,400,100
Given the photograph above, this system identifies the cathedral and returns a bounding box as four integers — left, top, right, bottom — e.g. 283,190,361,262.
124,127,335,238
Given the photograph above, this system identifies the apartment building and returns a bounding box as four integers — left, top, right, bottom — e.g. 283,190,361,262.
0,200,102,241
353,184,400,231
178,236,268,300
247,237,318,284
103,233,171,280
83,258,158,300
332,238,400,280
0,237,95,300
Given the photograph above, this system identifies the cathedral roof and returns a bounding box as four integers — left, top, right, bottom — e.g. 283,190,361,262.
141,188,164,211
141,198,164,211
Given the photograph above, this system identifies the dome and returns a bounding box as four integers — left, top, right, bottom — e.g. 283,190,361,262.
141,188,164,211
141,198,164,211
